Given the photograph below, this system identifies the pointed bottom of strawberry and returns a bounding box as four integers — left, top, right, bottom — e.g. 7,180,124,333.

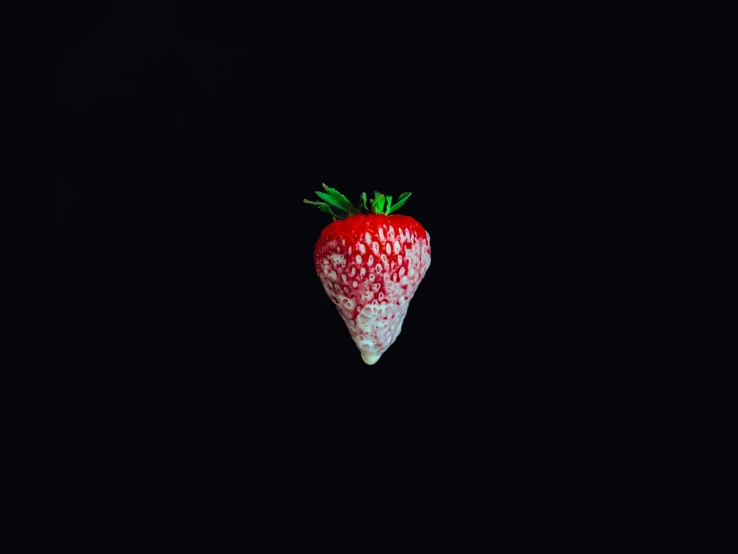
361,351,382,366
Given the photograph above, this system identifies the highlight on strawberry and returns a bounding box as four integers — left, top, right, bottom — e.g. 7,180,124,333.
305,184,431,365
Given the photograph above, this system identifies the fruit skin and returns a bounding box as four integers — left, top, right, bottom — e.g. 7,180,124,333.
313,213,431,365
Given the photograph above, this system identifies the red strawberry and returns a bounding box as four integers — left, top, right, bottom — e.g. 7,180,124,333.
305,185,431,365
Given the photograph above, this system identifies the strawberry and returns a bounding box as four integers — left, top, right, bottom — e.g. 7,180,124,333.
305,185,431,365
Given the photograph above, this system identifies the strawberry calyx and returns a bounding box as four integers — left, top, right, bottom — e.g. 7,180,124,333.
304,184,412,221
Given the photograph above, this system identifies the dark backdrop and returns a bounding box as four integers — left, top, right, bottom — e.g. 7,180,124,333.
47,1,624,437
42,2,650,536
49,3,496,377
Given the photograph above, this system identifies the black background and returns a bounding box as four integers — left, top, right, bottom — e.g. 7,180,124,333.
34,2,668,536
43,4,643,518
49,3,526,376
46,4,634,392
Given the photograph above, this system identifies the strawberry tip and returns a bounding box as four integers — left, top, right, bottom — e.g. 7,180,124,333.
361,351,382,365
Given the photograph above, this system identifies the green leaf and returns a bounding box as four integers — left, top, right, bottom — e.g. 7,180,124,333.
315,191,350,214
303,199,342,219
386,192,411,214
305,185,412,220
371,191,386,213
322,184,357,214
